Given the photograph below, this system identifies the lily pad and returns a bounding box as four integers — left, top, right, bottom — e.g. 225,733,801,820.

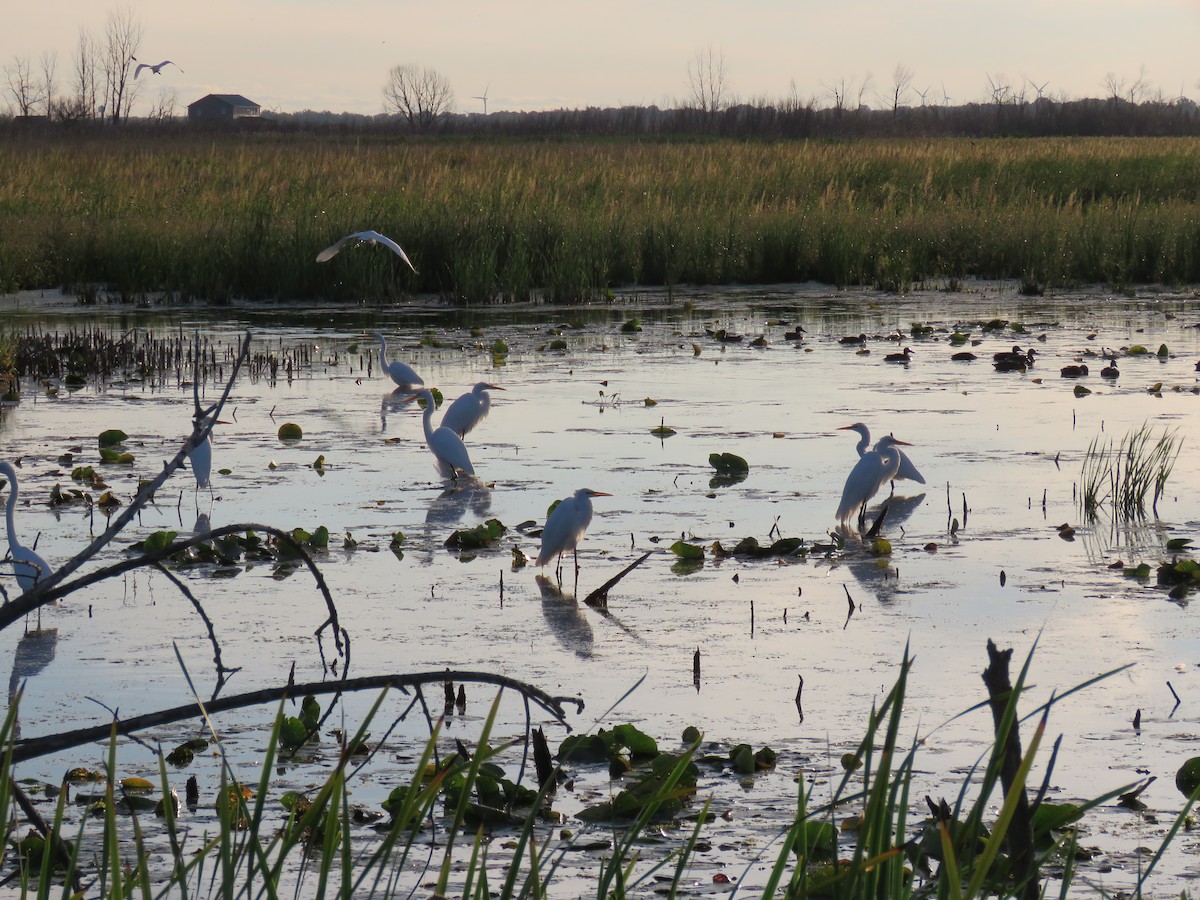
278,422,303,440
98,429,128,447
670,541,705,560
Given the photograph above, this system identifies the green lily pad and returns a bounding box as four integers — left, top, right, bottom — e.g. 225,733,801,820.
278,422,303,440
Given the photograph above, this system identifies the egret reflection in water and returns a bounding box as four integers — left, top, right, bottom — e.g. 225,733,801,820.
380,388,417,433
421,478,493,564
535,575,594,659
8,626,59,706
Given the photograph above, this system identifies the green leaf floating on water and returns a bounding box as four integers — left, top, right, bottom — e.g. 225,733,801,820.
1166,538,1193,552
1176,757,1200,798
142,530,178,553
278,422,303,440
446,518,507,549
1123,562,1152,579
99,447,135,464
708,452,749,474
280,717,310,751
98,429,128,447
671,541,704,560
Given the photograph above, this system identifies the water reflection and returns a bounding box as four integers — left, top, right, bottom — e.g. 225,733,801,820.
422,478,492,565
833,493,927,605
535,575,594,658
380,388,417,433
8,625,58,730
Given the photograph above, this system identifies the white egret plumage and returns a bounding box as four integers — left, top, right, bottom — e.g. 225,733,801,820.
835,435,912,528
0,461,53,596
536,488,611,575
371,332,424,391
440,382,504,438
838,423,925,486
133,60,183,78
414,390,474,479
316,230,417,272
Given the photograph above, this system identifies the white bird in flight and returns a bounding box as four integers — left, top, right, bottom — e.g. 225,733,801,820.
537,488,611,575
440,382,504,439
838,423,925,486
413,390,474,480
134,60,183,78
316,230,417,272
1,460,53,596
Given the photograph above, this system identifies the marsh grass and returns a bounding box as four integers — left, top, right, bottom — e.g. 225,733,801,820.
3,135,1200,302
1081,423,1181,520
1,644,1165,899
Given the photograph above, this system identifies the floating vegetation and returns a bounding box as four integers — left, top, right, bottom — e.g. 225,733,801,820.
445,518,507,549
708,451,749,488
1081,423,1181,520
277,422,303,440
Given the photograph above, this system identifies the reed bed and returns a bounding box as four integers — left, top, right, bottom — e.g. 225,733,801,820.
1080,423,1182,521
2,133,1200,302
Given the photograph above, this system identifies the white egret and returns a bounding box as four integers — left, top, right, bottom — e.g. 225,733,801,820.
414,390,474,479
835,436,912,528
186,415,228,491
440,382,505,438
316,230,417,272
838,423,925,486
371,332,424,391
537,488,611,574
0,461,53,595
134,60,183,78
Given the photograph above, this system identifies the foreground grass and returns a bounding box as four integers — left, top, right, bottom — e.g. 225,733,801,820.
3,645,1181,898
1,133,1200,302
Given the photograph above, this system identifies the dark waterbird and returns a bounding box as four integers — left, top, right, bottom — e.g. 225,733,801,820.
951,351,978,361
838,333,868,345
1060,364,1089,378
993,346,1036,372
1101,359,1120,379
884,347,914,363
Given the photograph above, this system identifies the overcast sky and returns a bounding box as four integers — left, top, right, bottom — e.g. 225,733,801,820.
6,1,1199,116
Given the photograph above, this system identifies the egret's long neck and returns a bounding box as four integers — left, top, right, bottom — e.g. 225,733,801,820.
376,335,389,368
4,475,19,549
421,400,436,444
855,431,870,456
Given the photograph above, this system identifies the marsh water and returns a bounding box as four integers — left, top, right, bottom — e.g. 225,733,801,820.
3,282,1200,896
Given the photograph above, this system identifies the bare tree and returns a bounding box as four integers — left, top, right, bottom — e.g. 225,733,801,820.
825,77,849,116
1127,64,1149,103
147,87,178,121
986,72,1013,107
5,56,44,116
687,45,729,115
1103,71,1126,104
39,51,57,117
101,6,142,122
855,72,874,112
382,64,454,130
890,64,914,116
65,27,101,120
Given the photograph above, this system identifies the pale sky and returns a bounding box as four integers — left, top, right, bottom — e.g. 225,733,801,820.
6,1,1199,116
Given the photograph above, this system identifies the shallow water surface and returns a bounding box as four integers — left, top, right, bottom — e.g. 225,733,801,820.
3,283,1200,895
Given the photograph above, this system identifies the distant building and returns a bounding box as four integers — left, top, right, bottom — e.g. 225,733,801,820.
187,94,262,121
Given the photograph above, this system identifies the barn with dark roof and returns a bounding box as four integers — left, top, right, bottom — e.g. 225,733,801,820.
187,94,262,120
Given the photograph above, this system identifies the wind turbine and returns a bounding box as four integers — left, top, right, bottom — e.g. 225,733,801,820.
940,82,953,107
1028,78,1050,100
915,85,930,106
471,82,490,115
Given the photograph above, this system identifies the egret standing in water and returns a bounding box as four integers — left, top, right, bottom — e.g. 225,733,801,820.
537,488,611,578
414,390,474,479
187,414,227,494
835,435,912,529
0,461,53,596
371,332,424,392
441,382,504,439
838,423,925,488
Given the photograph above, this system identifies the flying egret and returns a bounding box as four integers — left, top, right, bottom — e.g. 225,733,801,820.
371,332,424,391
0,461,53,596
316,230,417,272
414,390,474,479
838,423,925,486
835,435,912,528
440,382,505,438
537,488,611,576
133,60,183,78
